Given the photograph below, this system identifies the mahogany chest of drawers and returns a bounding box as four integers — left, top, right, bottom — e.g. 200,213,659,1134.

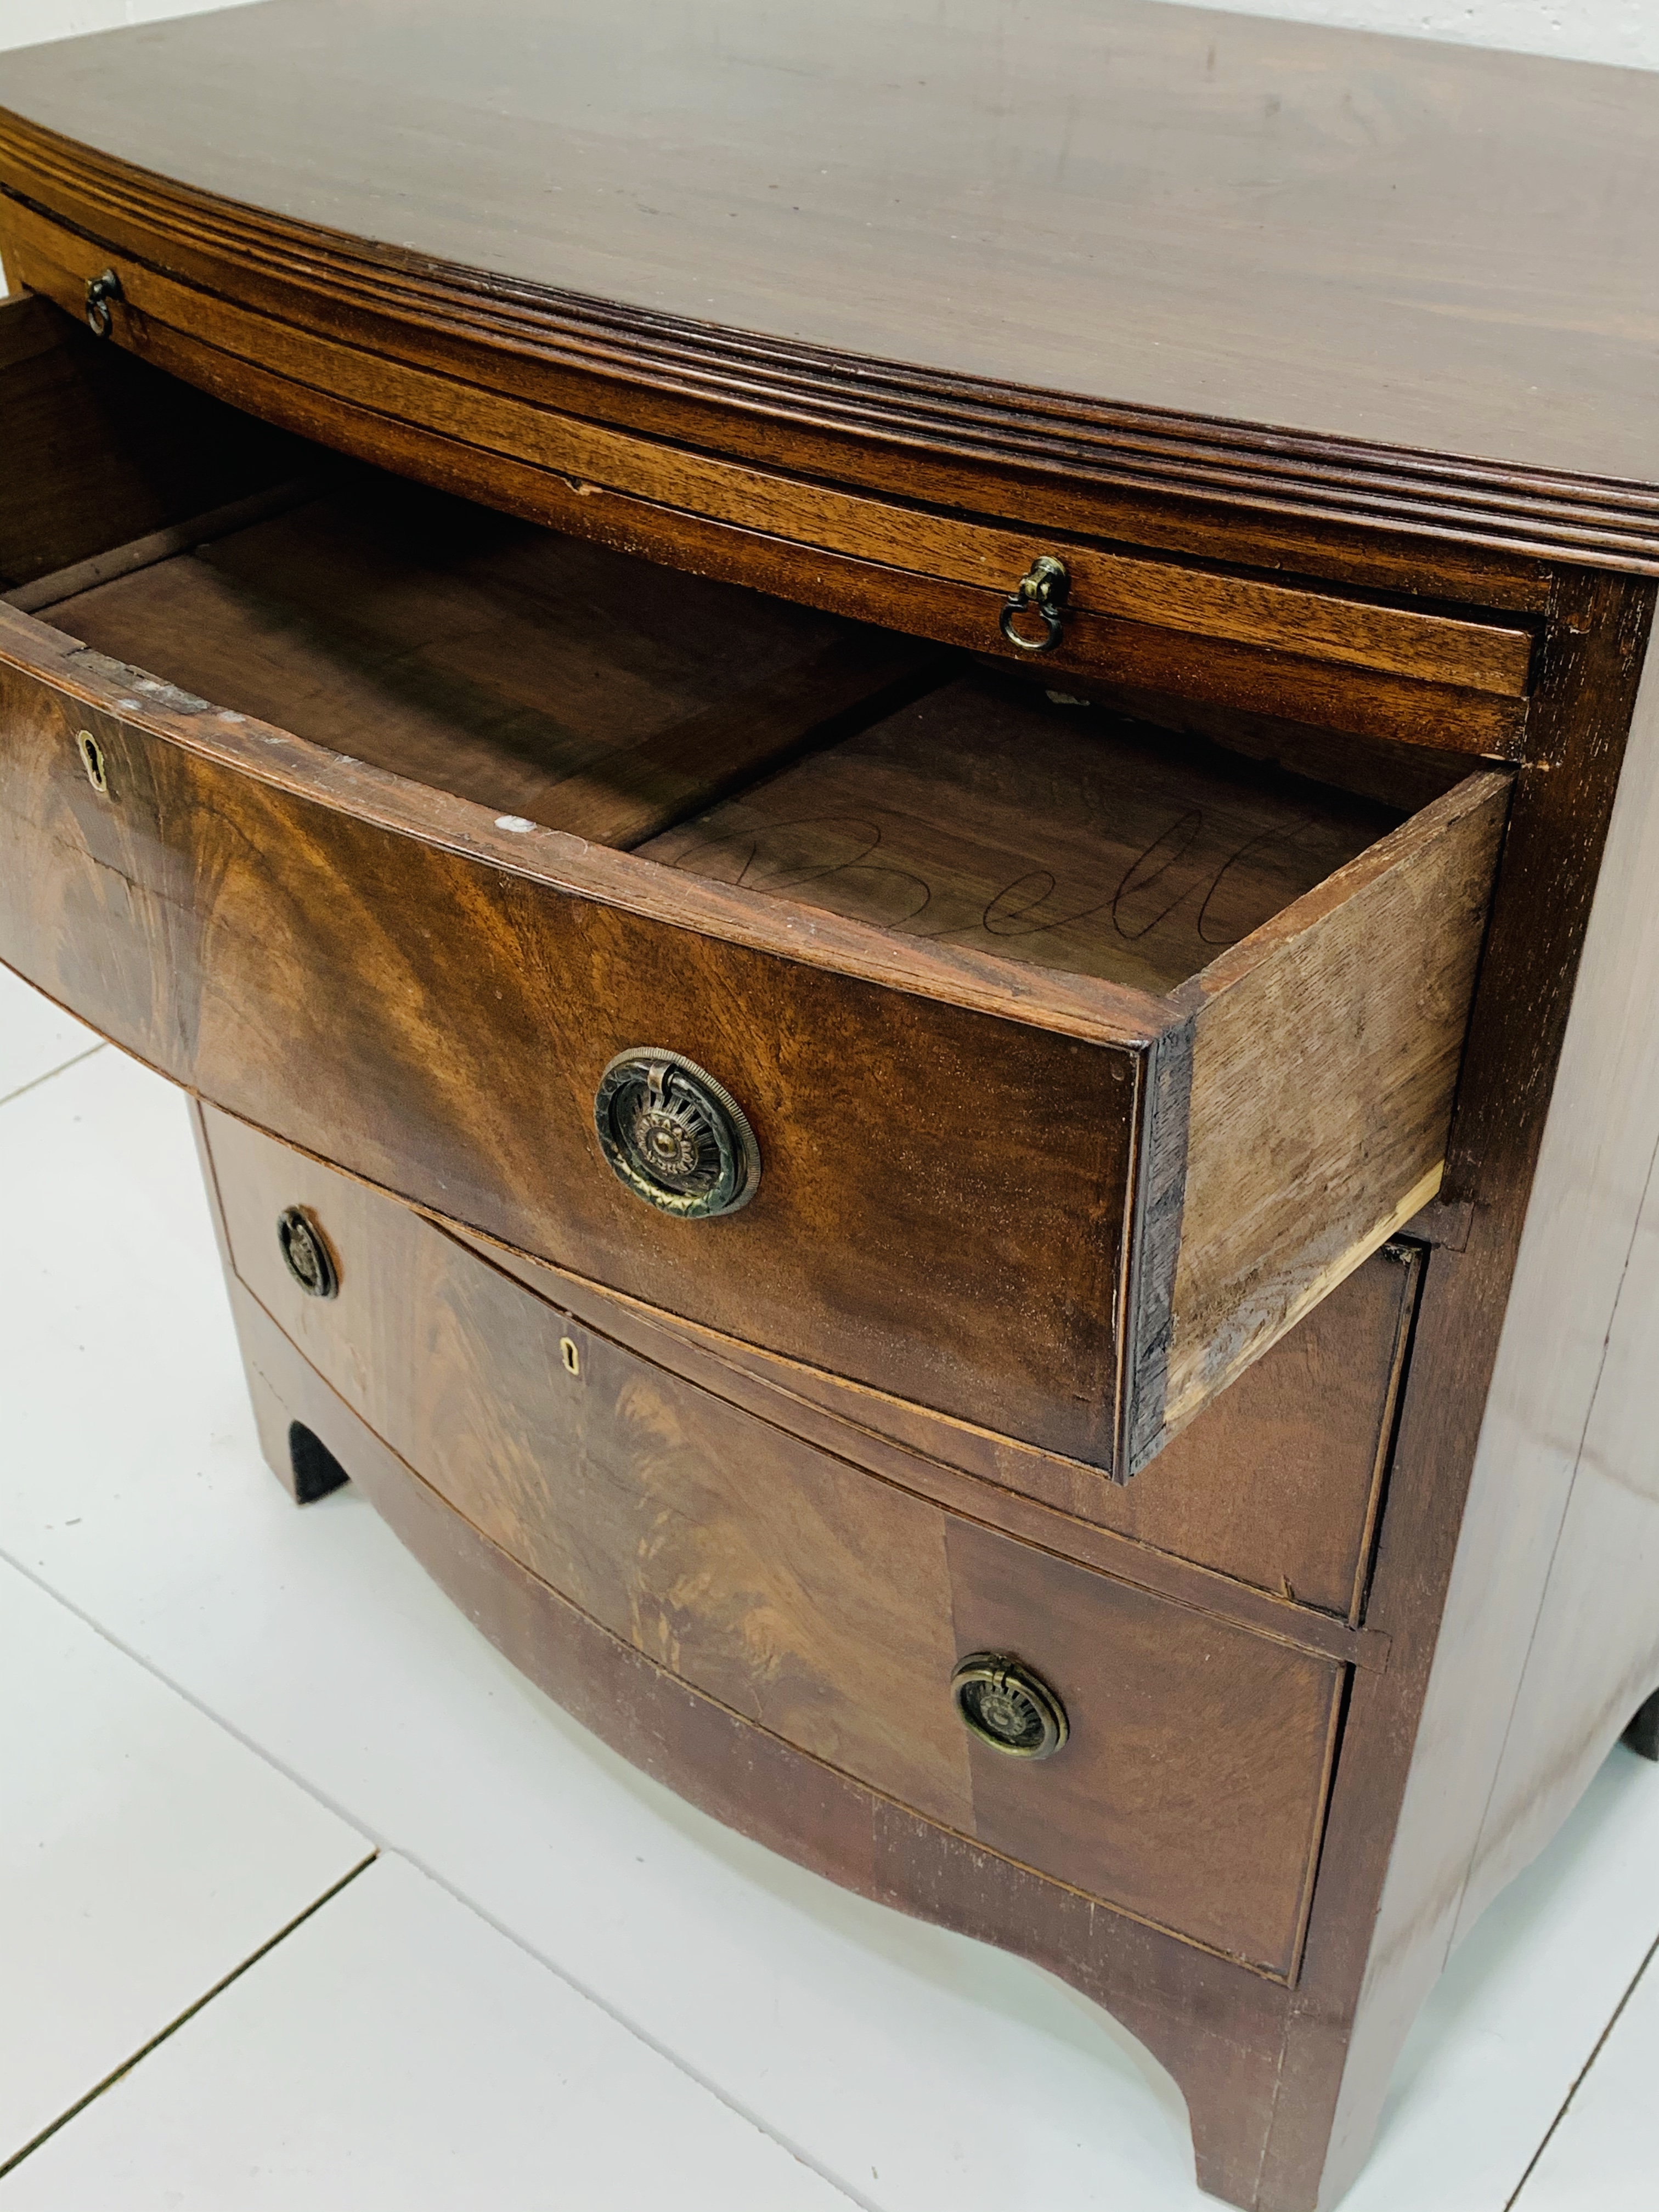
4,5,1659,2205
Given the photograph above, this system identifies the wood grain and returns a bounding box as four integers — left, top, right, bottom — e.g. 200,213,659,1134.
0,289,298,589
2,479,324,616
0,557,1499,1472
0,196,1554,624
1251,571,1658,2211
452,1205,1418,1646
0,606,1148,1467
0,210,1533,758
0,287,59,371
1448,646,1659,1914
1458,1170,1659,1905
37,214,1523,695
2,9,1655,2202
640,676,1400,995
203,1101,1345,1977
1053,674,1479,816
48,472,941,838
221,1263,1307,2209
212,1107,977,1824
1157,770,1510,1447
1404,578,1659,1948
944,1516,1342,1980
2,0,1658,561
0,595,1170,1040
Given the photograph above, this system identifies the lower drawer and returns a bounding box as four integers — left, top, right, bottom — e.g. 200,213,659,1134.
465,1220,1423,1623
205,1105,1345,1978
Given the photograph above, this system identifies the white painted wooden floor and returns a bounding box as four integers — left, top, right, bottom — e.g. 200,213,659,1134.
2,956,1655,2210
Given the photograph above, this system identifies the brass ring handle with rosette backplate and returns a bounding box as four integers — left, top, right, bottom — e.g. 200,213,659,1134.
999,555,1070,654
594,1048,761,1220
276,1206,338,1299
951,1652,1069,1758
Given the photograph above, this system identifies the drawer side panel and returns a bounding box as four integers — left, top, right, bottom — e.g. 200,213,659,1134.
1154,772,1509,1452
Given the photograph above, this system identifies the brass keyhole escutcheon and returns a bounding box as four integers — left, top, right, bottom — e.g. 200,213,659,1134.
951,1652,1069,1758
277,1206,338,1299
559,1336,581,1376
594,1049,761,1220
999,555,1070,654
75,730,109,795
84,268,123,339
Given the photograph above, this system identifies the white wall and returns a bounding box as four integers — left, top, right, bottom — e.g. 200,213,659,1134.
1169,0,1658,72
1,0,1656,71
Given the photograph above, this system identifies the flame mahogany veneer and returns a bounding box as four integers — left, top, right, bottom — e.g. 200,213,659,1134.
4,6,1659,2204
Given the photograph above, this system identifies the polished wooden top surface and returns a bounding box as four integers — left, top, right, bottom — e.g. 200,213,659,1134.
2,0,1657,487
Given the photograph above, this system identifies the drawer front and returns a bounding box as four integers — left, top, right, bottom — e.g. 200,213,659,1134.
0,600,1504,1474
468,1224,1424,1624
0,612,1138,1467
206,1107,1345,1978
2,208,1535,759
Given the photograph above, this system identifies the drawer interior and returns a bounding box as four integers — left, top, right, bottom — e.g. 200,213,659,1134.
637,679,1404,995
0,292,307,591
22,464,1467,1000
19,471,943,836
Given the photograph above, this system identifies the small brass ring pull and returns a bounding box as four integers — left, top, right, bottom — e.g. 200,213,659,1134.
951,1652,1069,1758
277,1206,338,1299
84,268,123,340
999,555,1070,654
595,1048,761,1220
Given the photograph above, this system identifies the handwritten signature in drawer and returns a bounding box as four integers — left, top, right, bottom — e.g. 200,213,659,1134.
658,807,1327,955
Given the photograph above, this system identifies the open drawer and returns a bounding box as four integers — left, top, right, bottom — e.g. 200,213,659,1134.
0,298,1509,1476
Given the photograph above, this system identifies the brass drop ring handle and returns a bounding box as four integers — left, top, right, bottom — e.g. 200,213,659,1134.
85,268,123,340
595,1048,761,1220
999,555,1070,654
951,1652,1069,1758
